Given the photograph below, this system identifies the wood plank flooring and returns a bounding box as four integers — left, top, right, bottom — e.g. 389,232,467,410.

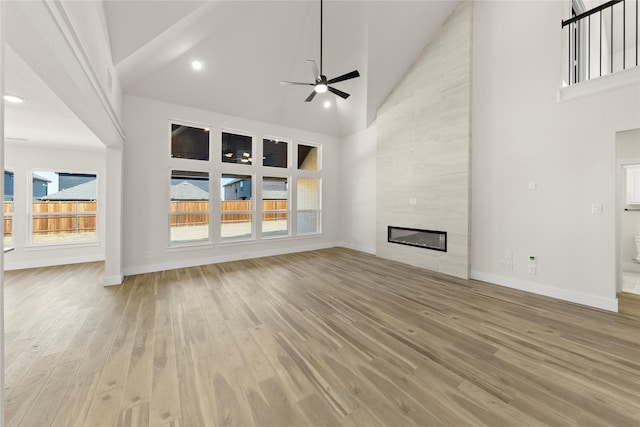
619,292,640,318
4,248,640,426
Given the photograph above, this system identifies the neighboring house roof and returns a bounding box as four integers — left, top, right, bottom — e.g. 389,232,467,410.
262,190,287,200
41,180,96,201
171,181,209,200
33,173,52,183
222,178,248,187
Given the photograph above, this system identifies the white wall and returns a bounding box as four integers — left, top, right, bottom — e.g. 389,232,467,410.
471,1,640,311
339,124,377,254
4,143,106,269
122,95,341,275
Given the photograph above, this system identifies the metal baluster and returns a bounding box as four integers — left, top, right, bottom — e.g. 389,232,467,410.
611,4,614,74
600,11,603,76
588,15,591,80
568,24,572,84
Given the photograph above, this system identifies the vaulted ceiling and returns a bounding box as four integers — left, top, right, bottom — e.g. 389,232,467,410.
104,0,457,136
4,1,458,146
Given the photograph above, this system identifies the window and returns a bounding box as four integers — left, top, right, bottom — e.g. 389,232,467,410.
222,132,253,164
262,177,289,237
297,178,320,234
298,144,319,171
170,170,210,245
171,124,210,160
263,138,288,168
31,171,97,245
4,171,14,246
221,174,253,240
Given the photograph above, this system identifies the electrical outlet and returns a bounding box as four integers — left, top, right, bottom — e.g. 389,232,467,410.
499,260,506,269
528,264,537,274
506,260,513,270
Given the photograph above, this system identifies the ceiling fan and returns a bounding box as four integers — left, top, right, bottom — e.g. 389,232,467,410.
280,0,360,102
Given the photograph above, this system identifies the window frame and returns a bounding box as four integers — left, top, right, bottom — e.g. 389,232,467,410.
221,128,255,166
4,170,14,247
169,120,212,162
295,176,322,236
168,169,212,247
220,172,255,242
262,136,291,169
28,169,99,247
297,141,322,172
261,175,290,239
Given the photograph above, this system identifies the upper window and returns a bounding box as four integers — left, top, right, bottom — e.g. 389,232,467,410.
31,171,97,245
222,132,253,165
263,138,288,168
171,124,210,160
298,144,319,171
170,170,210,245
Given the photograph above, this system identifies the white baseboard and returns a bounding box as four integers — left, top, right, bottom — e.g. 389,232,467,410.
470,270,619,313
123,241,339,276
103,275,124,286
4,254,104,271
338,241,376,255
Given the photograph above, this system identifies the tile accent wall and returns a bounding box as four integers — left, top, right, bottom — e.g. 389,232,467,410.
376,1,472,279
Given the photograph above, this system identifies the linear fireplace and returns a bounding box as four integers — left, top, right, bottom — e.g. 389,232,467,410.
387,226,447,252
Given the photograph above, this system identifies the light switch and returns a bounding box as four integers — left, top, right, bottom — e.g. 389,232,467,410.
528,181,537,191
591,203,603,214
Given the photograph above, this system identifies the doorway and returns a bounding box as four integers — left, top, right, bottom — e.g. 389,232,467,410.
616,128,640,297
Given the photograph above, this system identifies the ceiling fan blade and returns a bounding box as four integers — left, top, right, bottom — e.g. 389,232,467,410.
306,59,320,79
305,91,318,102
328,86,350,99
280,81,314,86
327,70,360,85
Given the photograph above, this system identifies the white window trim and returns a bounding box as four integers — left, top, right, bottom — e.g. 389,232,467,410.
168,168,212,247
27,170,99,247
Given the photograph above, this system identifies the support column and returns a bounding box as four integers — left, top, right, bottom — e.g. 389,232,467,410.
104,145,124,286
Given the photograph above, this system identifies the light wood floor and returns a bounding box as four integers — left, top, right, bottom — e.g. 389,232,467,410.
4,248,640,426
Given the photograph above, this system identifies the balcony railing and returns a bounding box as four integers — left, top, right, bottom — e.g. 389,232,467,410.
562,0,638,85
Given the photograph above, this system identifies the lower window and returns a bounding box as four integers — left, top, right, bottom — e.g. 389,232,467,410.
170,170,210,245
296,178,320,234
31,171,97,245
221,174,253,240
262,177,289,237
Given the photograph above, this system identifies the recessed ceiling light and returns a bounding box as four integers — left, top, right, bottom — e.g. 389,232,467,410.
323,100,331,109
191,60,203,71
4,94,25,103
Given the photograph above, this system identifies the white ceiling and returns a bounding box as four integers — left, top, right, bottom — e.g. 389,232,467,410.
3,1,458,147
4,46,103,149
105,0,458,137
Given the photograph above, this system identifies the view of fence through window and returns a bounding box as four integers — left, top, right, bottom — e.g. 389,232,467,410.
168,173,291,242
170,170,210,244
4,170,14,246
31,171,97,244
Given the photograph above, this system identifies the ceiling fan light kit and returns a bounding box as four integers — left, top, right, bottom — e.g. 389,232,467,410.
281,0,360,103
